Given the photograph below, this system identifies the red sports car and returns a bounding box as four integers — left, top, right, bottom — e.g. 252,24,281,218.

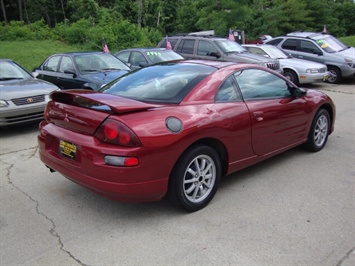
38,60,335,212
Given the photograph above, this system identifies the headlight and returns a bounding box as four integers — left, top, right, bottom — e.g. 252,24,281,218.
344,57,355,68
0,99,9,107
306,68,320,73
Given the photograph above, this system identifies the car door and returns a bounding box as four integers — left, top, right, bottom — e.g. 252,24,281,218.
129,51,148,70
175,39,197,59
56,56,84,90
195,40,221,60
36,55,61,86
295,40,324,64
233,68,309,156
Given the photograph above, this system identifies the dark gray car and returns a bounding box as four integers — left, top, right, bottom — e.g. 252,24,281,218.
157,35,282,73
0,59,59,127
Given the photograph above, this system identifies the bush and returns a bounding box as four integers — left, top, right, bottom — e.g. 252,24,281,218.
0,20,51,41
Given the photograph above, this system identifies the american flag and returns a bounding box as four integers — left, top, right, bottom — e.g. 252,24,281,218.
228,29,235,41
166,36,172,50
102,38,110,53
322,24,327,34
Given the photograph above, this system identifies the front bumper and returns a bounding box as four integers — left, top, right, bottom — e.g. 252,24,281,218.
298,71,330,84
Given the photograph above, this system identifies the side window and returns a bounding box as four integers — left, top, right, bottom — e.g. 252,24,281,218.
197,40,217,56
130,52,147,67
282,39,298,51
43,56,60,72
266,38,283,46
215,76,241,102
59,56,74,73
116,51,130,64
176,39,195,54
245,47,268,57
234,69,292,100
300,40,321,54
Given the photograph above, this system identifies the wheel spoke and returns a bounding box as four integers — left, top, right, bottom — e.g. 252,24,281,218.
185,183,196,194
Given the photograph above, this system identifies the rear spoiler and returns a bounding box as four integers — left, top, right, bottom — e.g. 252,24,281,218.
50,89,157,114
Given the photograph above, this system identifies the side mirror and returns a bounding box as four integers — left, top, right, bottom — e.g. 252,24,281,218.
208,51,221,58
139,62,149,68
64,69,77,78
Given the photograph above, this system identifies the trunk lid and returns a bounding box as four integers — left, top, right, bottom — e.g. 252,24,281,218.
46,90,158,135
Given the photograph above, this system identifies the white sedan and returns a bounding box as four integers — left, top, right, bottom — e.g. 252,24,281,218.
242,44,330,85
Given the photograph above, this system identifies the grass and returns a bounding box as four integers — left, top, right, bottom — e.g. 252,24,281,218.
1,36,354,72
0,40,93,72
339,36,355,47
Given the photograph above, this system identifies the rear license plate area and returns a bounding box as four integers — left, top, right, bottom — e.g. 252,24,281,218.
59,140,77,160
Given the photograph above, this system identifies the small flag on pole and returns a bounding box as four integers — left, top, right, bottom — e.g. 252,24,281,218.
322,24,327,34
102,38,110,53
228,28,235,41
166,36,172,50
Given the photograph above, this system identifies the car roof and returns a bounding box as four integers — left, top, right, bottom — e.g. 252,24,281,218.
286,31,329,39
117,48,173,52
51,51,111,56
168,35,228,41
0,58,14,62
177,59,241,69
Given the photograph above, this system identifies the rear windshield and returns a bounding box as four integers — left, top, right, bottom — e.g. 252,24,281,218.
100,62,216,104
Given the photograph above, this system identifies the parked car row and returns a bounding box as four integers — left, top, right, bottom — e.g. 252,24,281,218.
1,31,352,128
242,44,329,85
264,31,355,84
1,31,341,211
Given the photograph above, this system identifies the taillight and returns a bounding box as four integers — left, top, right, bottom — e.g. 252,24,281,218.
95,118,142,147
44,106,49,121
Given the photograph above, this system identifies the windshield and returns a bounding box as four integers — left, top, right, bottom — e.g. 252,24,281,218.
312,35,348,53
215,39,246,53
0,61,32,80
145,50,184,64
74,53,130,73
100,62,216,104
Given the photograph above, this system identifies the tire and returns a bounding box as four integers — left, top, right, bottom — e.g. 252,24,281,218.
327,66,342,84
168,145,221,212
304,109,330,152
283,69,299,85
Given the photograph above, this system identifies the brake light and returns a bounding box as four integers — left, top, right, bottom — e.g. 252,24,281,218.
44,106,49,121
95,118,142,147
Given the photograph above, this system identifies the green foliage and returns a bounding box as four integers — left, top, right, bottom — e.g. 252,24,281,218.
0,40,90,72
0,20,51,41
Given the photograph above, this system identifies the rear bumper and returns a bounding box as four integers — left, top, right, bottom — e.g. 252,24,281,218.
38,122,168,202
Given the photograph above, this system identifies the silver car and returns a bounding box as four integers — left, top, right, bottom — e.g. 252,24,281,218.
243,44,329,85
0,59,59,127
264,32,355,84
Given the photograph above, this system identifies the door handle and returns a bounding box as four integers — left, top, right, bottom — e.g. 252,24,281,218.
253,111,264,121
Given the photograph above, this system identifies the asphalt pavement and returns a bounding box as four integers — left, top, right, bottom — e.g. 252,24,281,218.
0,79,354,266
